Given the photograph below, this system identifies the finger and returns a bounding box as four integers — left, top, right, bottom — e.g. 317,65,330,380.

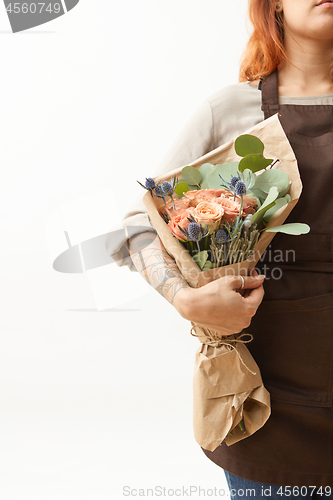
244,284,265,309
228,274,265,291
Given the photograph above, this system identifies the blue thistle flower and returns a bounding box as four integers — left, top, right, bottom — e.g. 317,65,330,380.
230,176,240,188
154,185,165,197
137,177,157,195
219,172,241,193
153,184,166,205
235,181,247,196
145,177,156,190
215,229,229,244
161,181,174,196
188,222,201,242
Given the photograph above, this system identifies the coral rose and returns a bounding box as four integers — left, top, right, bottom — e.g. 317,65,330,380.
167,208,193,241
163,197,191,214
183,190,202,206
192,201,224,232
235,194,258,210
184,189,232,207
215,196,242,224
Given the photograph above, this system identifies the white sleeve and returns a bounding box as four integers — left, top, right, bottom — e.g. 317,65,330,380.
106,99,215,270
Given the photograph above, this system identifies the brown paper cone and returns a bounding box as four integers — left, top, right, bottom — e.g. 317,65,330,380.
192,331,270,451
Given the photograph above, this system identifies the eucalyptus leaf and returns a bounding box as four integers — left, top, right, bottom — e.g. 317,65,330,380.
239,154,273,173
201,180,210,189
182,166,202,187
175,181,190,197
205,162,239,189
251,186,279,226
263,194,290,222
248,186,267,203
199,163,215,184
235,134,264,157
265,223,310,235
202,261,214,271
255,169,289,194
246,190,262,210
279,182,291,198
188,184,200,191
193,250,209,270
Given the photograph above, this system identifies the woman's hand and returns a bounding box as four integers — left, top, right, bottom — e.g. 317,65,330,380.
173,271,265,336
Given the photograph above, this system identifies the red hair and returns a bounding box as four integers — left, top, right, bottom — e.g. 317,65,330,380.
239,0,287,82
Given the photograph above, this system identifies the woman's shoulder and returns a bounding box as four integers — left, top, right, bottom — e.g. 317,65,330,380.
204,82,264,146
207,81,261,113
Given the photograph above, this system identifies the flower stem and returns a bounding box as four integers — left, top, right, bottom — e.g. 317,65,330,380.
269,158,279,169
239,195,244,219
239,418,246,433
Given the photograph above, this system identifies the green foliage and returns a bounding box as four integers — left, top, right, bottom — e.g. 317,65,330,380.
251,186,279,227
193,250,209,270
263,194,291,222
235,134,264,157
203,162,239,189
254,169,289,194
175,181,190,197
239,154,273,173
265,223,310,235
199,163,214,185
247,187,266,205
181,166,202,187
202,261,215,271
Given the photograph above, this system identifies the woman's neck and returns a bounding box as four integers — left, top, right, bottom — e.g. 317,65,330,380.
278,35,333,97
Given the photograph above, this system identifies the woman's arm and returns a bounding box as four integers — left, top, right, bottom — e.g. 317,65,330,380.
128,231,190,305
128,231,265,336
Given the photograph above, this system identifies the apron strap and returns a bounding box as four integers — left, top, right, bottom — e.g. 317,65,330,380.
261,69,280,119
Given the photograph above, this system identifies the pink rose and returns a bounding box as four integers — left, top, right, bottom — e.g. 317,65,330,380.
235,194,258,210
192,201,224,232
184,189,232,207
162,197,191,215
183,190,202,206
215,196,242,224
167,208,193,241
207,188,233,198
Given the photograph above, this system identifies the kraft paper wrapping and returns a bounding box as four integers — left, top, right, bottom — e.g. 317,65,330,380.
143,114,302,451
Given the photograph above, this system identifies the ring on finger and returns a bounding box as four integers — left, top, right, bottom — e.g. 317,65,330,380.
239,275,245,289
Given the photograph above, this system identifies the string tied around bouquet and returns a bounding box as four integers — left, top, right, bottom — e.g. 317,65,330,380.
190,323,256,376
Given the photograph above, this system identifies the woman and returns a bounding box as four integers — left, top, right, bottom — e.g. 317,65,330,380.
109,0,333,494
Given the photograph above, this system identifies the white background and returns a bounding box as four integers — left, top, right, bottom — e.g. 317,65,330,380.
0,1,249,498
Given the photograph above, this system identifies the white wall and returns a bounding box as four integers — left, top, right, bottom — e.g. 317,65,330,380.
0,1,249,498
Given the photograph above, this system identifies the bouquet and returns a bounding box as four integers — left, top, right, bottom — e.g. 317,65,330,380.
138,114,309,451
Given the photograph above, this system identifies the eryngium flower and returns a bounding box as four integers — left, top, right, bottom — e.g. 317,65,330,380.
145,177,156,190
230,176,240,188
188,222,201,242
154,185,165,197
235,181,247,196
161,181,174,196
215,229,229,244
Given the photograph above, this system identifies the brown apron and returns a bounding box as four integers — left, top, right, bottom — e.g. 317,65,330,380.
202,70,333,486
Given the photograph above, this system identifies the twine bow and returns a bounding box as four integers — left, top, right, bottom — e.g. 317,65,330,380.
190,323,256,376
